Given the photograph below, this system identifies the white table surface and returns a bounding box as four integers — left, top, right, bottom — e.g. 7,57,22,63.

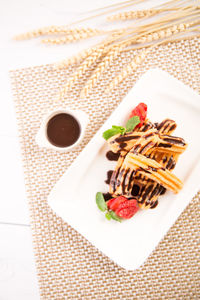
0,0,166,298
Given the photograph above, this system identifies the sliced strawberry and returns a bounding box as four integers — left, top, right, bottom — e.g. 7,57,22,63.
129,103,147,127
115,199,139,219
107,196,127,211
107,198,116,210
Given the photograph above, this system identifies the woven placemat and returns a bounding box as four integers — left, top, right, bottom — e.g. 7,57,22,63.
10,37,200,299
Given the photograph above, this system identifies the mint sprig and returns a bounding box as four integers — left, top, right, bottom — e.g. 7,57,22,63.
109,211,122,222
96,192,122,222
103,116,140,140
126,116,140,132
103,125,126,140
105,212,112,220
96,192,107,212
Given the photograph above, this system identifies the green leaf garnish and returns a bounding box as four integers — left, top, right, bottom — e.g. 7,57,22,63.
103,125,126,140
125,116,140,132
103,128,120,140
112,125,126,135
96,192,107,212
103,116,140,140
105,212,112,220
109,211,122,222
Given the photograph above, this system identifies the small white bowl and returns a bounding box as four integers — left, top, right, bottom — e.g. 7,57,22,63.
35,108,89,152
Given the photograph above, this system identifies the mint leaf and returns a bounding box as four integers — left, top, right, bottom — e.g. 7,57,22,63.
96,192,107,212
126,116,140,132
116,126,126,135
103,128,121,140
109,211,122,222
103,117,140,140
112,125,125,134
105,212,111,220
103,125,126,140
121,128,126,135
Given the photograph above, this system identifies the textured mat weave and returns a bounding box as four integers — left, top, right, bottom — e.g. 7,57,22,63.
10,37,200,299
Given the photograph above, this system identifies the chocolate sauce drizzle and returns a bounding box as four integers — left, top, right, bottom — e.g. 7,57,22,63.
105,170,113,185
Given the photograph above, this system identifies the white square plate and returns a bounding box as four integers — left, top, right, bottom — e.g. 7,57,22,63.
48,69,200,270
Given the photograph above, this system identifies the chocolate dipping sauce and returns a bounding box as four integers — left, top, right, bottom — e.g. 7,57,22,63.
47,113,80,147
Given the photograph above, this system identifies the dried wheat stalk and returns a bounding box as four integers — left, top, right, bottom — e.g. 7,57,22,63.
14,27,103,41
41,29,103,44
58,44,110,98
105,19,198,92
106,47,152,92
13,0,200,101
14,26,74,40
80,40,132,97
60,17,199,97
108,9,164,21
59,34,135,96
66,0,146,27
79,18,198,97
103,8,199,52
123,32,200,52
14,0,144,40
14,26,55,40
54,29,126,68
58,31,131,96
107,6,198,21
136,22,194,43
55,47,98,69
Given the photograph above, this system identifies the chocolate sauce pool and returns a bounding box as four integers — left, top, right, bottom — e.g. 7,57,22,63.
47,113,80,147
106,151,120,161
103,193,113,201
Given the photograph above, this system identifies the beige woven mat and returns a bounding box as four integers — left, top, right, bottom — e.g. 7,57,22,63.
10,37,200,299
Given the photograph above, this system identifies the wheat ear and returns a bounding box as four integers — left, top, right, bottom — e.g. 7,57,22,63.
41,28,103,44
58,45,109,99
108,9,164,21
14,26,56,40
14,26,74,40
136,22,195,43
14,27,102,40
107,6,198,21
79,20,185,96
54,47,97,69
106,47,152,92
58,31,127,95
54,29,126,68
80,40,132,97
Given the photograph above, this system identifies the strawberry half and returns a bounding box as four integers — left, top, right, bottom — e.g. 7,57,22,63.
129,103,147,127
115,199,139,219
107,196,127,211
